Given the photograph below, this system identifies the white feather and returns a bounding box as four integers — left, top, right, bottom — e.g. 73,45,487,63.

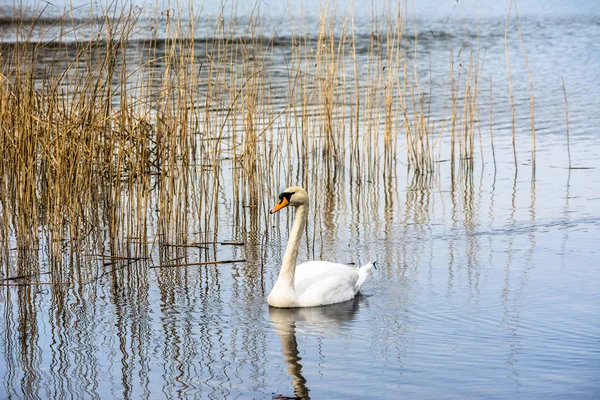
294,261,374,307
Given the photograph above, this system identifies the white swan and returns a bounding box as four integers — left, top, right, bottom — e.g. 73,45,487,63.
268,186,374,308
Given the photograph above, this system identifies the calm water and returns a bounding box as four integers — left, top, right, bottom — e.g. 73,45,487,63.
1,1,600,399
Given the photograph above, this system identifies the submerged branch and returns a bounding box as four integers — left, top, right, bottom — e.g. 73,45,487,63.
151,259,247,269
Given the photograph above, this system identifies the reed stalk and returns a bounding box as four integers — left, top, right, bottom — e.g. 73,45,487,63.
514,1,536,171
562,77,571,169
504,0,517,169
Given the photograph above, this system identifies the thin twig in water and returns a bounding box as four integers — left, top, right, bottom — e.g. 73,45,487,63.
151,259,246,269
1,272,51,281
0,282,71,286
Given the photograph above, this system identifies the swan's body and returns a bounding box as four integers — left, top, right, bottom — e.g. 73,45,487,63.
269,260,373,308
268,186,374,308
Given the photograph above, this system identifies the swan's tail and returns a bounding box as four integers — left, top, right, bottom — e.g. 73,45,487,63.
355,260,376,291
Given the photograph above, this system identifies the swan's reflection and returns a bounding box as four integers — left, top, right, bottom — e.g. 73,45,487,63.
269,296,362,399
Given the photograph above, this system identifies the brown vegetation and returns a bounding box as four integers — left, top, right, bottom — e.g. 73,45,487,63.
0,1,535,284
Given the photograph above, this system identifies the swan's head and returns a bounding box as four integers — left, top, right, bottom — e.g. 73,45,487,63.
270,186,308,214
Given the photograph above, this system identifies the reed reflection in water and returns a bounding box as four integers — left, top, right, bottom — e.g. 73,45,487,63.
1,146,599,398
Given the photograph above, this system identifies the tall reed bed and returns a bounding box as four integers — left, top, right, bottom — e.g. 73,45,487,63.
0,0,533,284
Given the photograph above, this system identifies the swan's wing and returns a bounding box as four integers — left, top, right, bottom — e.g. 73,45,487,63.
294,261,354,281
294,261,360,307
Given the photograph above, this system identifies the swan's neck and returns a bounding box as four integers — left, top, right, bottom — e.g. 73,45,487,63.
274,204,308,296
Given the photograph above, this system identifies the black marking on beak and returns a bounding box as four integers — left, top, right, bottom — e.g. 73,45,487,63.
278,192,294,203
270,192,294,214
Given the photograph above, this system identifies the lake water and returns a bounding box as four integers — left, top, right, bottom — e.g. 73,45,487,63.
1,0,599,399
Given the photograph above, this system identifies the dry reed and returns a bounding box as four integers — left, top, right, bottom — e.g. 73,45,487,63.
0,0,540,283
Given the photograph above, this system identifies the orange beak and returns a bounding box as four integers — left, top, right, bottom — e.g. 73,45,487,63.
270,197,289,214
